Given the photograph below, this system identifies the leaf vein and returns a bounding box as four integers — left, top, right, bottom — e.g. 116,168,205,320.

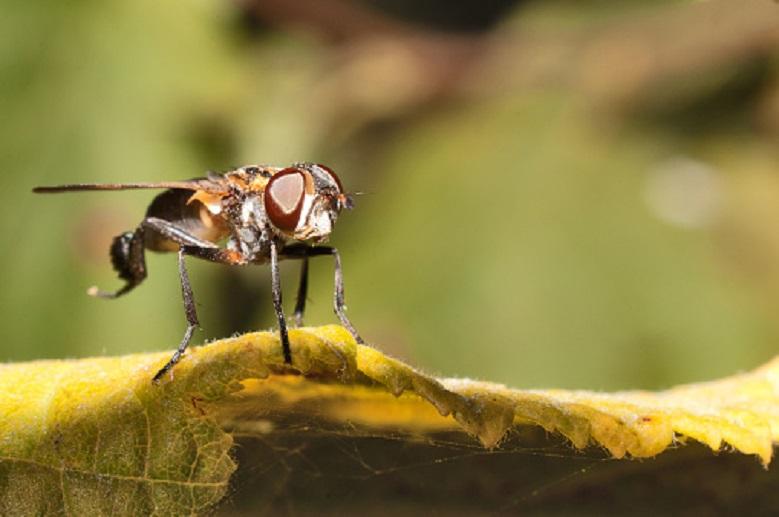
0,455,228,488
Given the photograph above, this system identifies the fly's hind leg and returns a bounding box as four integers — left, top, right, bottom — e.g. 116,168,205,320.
90,216,218,301
89,228,147,299
322,246,364,344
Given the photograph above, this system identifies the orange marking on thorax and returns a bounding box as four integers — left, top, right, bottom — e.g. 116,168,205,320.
249,176,270,192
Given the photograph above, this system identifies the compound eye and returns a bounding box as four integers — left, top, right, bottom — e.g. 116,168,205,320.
313,163,344,192
265,168,306,231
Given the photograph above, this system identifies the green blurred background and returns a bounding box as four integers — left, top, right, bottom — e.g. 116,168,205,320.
2,0,778,390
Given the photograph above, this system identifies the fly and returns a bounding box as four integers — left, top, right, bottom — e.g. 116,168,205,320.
34,163,364,382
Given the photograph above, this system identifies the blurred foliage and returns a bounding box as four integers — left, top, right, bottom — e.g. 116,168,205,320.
2,0,779,392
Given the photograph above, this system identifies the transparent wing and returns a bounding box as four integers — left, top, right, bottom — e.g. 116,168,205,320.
33,178,224,194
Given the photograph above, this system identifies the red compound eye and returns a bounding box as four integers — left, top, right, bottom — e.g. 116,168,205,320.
313,163,344,192
265,168,306,231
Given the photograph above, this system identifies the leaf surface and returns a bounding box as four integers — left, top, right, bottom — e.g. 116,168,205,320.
1,325,777,514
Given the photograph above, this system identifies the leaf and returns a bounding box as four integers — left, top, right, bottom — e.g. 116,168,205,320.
0,325,777,514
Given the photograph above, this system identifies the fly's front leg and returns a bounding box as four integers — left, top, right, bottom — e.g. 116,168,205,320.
152,248,198,383
270,239,292,364
280,244,309,326
282,245,364,345
293,255,309,327
329,247,364,344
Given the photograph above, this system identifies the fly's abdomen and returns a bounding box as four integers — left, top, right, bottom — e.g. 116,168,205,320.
143,189,229,252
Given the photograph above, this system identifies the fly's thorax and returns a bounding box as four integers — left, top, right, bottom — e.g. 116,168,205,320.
231,193,269,261
239,194,264,226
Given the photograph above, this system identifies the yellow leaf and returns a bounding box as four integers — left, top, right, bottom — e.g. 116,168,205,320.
1,325,777,514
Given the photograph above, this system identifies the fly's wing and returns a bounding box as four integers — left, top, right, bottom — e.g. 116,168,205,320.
34,176,235,252
32,177,226,194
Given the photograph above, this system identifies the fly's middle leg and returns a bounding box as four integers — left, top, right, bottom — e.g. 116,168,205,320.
152,248,199,383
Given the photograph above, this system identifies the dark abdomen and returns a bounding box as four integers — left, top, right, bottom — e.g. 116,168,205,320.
144,189,229,252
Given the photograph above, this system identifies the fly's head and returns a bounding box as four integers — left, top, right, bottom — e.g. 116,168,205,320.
263,163,354,243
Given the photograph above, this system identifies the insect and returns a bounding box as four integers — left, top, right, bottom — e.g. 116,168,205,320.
34,163,364,382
